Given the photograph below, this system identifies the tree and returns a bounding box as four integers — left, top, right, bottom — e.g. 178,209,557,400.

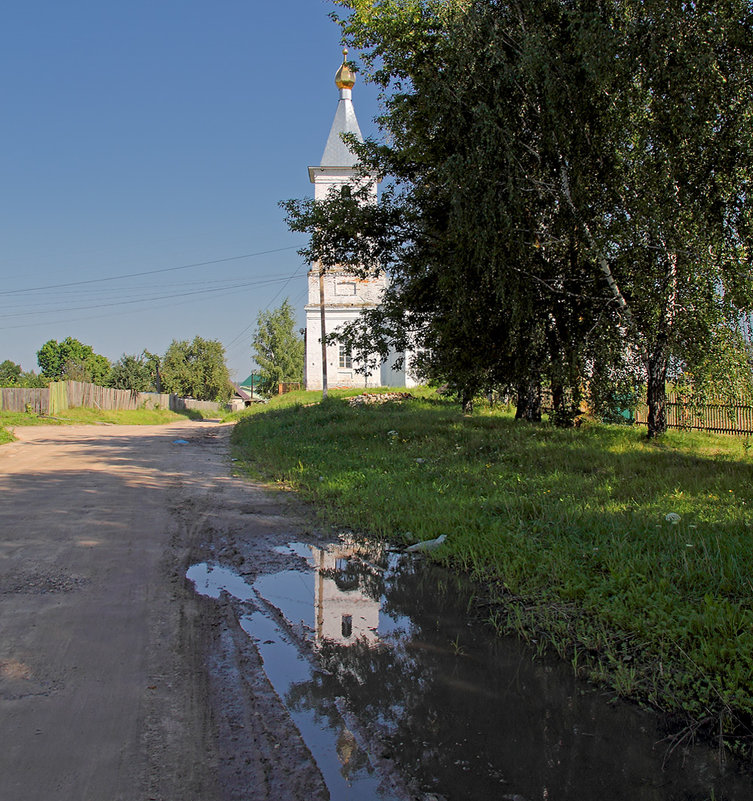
36,337,111,384
287,0,606,421
0,360,22,386
18,370,47,388
108,353,155,392
285,0,753,434
252,299,304,395
160,336,232,402
586,0,753,435
143,351,162,393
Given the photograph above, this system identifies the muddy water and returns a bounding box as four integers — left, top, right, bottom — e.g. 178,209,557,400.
188,540,753,801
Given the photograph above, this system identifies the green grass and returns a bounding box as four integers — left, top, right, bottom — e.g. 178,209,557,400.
0,405,213,437
53,407,200,425
231,390,753,753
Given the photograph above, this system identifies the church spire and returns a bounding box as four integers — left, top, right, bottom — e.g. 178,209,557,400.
319,49,363,168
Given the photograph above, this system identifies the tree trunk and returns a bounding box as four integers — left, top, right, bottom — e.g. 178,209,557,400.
551,382,567,427
646,345,668,437
515,377,542,422
461,389,474,414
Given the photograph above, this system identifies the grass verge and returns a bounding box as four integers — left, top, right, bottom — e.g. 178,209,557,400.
231,390,753,755
0,405,218,438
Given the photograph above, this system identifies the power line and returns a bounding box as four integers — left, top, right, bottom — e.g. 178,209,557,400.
0,273,308,332
0,274,301,320
225,262,308,351
0,246,299,297
1,271,290,310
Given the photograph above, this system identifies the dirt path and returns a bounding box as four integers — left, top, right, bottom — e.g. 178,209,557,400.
0,421,336,801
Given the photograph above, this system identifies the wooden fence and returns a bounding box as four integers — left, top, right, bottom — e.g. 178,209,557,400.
634,394,753,435
0,387,49,414
0,381,220,415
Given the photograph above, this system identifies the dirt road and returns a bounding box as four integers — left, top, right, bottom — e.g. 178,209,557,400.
0,421,339,801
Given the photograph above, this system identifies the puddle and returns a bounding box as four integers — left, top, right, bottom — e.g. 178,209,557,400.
240,611,400,800
185,562,254,602
188,541,753,801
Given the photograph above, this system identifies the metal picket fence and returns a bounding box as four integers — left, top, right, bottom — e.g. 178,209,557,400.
634,393,753,435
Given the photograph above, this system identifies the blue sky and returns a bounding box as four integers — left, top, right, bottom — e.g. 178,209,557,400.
0,0,380,380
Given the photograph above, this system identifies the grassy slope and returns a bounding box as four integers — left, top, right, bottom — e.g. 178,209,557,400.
231,390,753,751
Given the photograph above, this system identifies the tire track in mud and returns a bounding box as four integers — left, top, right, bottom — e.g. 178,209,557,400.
164,427,339,800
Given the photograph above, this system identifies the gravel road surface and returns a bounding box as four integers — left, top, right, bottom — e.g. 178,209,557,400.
0,421,343,801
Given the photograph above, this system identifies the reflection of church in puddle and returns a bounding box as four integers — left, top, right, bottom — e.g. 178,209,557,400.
310,543,380,647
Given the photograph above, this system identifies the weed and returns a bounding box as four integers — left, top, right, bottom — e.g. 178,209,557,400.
450,635,466,656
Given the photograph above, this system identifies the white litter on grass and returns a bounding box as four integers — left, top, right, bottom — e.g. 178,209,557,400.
665,513,681,524
406,534,447,553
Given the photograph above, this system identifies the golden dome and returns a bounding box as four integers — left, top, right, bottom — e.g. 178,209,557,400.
335,48,356,90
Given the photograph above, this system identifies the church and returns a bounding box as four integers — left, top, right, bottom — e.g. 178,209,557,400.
303,51,417,391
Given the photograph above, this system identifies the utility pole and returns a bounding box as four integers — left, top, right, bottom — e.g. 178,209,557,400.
318,265,328,399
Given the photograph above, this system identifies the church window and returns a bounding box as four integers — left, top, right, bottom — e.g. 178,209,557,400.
339,345,352,369
341,615,353,639
336,281,356,296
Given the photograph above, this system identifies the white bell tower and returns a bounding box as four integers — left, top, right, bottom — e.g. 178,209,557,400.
303,51,417,391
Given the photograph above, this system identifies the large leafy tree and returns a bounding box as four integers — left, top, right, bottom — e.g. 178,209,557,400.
286,0,753,434
252,299,304,395
287,0,610,419
107,353,155,392
160,336,232,402
553,0,753,434
36,337,111,384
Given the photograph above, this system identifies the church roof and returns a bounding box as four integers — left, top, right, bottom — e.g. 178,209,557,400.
320,51,363,168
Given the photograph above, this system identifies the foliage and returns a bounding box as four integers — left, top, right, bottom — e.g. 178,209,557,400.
0,360,22,386
285,0,753,435
160,336,232,402
17,370,48,388
36,337,111,384
585,0,753,436
251,299,304,395
232,393,753,752
142,351,162,392
108,352,156,392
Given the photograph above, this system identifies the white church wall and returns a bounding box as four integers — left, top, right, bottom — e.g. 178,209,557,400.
307,267,387,309
308,168,378,205
311,544,379,647
304,304,383,390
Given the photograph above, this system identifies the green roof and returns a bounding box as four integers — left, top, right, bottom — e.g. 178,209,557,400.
239,373,259,388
